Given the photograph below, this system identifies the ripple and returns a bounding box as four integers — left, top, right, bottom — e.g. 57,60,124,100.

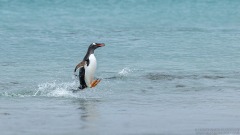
145,73,226,81
0,112,10,116
145,73,184,81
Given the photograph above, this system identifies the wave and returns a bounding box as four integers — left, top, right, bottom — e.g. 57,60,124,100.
35,80,111,98
34,81,78,97
0,67,133,98
103,68,229,81
105,67,136,80
1,67,236,98
30,67,135,97
145,73,226,81
0,80,110,99
118,67,132,76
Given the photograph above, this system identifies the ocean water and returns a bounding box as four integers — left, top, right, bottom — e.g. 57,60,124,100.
1,0,240,135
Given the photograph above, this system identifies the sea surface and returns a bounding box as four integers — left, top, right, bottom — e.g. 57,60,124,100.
1,0,240,135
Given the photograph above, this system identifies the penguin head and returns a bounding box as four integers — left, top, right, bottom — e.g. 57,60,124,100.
89,43,105,50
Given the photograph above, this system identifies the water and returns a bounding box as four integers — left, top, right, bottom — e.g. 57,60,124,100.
1,0,240,134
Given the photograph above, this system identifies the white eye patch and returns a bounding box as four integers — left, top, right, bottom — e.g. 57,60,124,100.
92,43,96,45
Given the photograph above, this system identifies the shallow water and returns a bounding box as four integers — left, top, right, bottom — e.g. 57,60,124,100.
1,0,240,135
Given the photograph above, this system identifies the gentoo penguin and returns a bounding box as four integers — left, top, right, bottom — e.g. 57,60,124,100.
74,43,105,90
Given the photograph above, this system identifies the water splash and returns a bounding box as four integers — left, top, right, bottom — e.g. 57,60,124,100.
0,80,110,99
34,79,111,99
104,67,138,80
0,91,31,97
34,81,78,98
118,67,132,76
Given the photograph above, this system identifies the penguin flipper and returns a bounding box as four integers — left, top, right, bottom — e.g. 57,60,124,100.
74,61,86,73
90,79,101,88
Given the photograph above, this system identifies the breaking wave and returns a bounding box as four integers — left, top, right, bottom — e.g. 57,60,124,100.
1,67,236,98
0,80,111,99
34,81,78,97
105,67,136,80
35,80,111,98
118,67,132,76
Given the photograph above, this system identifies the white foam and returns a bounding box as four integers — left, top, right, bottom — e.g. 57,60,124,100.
35,81,78,98
0,91,32,98
118,67,132,76
34,80,110,99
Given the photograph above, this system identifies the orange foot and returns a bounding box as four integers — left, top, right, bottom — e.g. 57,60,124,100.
90,79,101,88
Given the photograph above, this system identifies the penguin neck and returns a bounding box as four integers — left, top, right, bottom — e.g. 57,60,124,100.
83,48,94,60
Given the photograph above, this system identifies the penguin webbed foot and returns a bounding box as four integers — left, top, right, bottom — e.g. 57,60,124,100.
90,79,101,88
70,86,85,93
78,85,87,90
78,86,83,90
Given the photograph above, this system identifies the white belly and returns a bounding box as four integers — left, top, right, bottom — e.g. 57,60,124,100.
84,54,97,87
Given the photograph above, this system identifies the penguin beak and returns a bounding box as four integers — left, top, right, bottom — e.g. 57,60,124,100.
96,43,105,47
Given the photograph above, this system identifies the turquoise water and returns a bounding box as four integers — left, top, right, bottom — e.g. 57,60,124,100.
1,0,240,134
